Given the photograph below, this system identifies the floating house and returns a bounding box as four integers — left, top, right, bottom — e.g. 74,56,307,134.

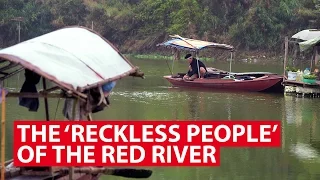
283,29,320,97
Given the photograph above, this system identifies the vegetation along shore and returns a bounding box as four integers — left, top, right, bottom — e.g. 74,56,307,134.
0,0,319,61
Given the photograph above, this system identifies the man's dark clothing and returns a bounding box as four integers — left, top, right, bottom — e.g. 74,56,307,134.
187,58,207,77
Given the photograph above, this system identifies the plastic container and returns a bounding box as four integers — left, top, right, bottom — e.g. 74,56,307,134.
303,78,316,84
303,68,311,75
288,71,297,81
296,70,303,82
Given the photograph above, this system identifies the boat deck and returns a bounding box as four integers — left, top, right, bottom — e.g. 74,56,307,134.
283,80,320,97
283,80,320,87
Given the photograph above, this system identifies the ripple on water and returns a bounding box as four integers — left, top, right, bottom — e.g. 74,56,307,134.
112,90,187,105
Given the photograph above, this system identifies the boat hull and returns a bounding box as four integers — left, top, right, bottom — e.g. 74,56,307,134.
164,75,284,93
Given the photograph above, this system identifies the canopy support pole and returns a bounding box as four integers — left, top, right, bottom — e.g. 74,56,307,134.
283,37,289,81
196,51,200,78
229,52,233,73
69,98,78,180
42,78,50,121
171,55,175,75
0,82,6,180
310,53,314,69
170,49,175,75
315,47,318,66
170,35,201,79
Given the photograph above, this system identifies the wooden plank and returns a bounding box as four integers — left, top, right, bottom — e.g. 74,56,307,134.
283,80,320,87
39,86,60,93
6,92,66,98
42,78,50,121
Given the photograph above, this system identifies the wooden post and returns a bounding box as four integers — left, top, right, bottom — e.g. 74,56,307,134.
1,87,6,180
283,37,289,81
69,98,78,180
315,47,319,66
173,49,180,61
310,53,314,70
293,43,298,67
42,78,50,121
229,52,233,73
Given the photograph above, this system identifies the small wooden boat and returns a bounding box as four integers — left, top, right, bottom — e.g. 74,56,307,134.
157,35,284,93
0,26,151,180
164,68,284,93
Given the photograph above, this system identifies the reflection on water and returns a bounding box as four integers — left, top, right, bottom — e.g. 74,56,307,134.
2,58,320,180
186,91,200,119
290,143,319,161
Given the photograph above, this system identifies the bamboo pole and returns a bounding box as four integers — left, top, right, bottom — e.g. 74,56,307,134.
229,52,233,73
5,92,86,102
310,53,314,70
283,37,288,82
69,98,78,180
42,78,50,121
315,47,319,66
1,87,6,180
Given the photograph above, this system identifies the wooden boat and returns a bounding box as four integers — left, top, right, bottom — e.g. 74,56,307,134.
0,26,151,180
157,35,284,93
164,69,284,93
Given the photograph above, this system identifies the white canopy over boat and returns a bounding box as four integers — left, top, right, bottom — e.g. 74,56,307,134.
0,26,139,92
291,29,320,41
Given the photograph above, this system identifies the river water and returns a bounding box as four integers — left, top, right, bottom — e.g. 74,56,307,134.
2,57,320,180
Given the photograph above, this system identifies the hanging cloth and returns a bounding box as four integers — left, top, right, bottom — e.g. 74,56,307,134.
19,69,41,111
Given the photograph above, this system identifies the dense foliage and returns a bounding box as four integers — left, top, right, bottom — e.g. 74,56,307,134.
0,0,319,54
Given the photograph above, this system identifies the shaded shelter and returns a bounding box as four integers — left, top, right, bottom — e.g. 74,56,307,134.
0,26,150,180
282,30,320,97
291,29,320,41
157,35,283,93
158,35,234,51
285,29,320,70
299,36,320,52
157,35,234,76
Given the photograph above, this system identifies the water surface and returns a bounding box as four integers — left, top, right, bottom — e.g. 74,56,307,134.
2,58,320,180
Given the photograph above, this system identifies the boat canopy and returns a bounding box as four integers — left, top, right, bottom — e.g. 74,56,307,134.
0,26,141,93
299,36,320,52
157,35,234,51
291,29,320,41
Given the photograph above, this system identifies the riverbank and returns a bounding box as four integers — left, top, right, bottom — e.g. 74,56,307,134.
125,50,285,66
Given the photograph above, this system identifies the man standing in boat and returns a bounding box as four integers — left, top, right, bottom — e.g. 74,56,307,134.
183,53,207,81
